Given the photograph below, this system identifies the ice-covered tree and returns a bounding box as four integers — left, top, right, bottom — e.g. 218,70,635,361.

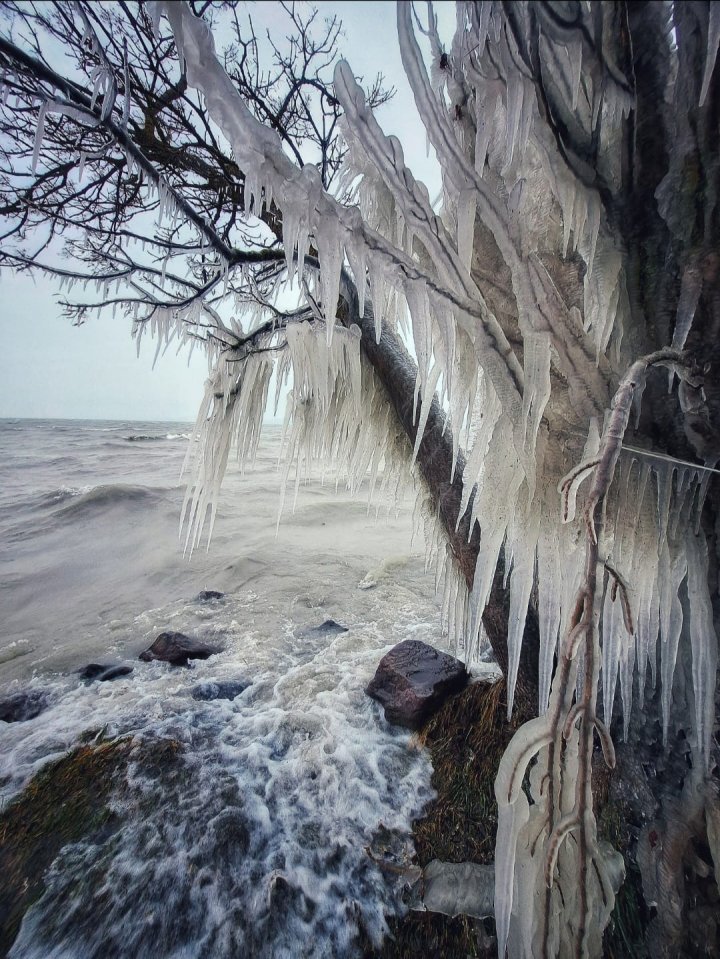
1,1,719,955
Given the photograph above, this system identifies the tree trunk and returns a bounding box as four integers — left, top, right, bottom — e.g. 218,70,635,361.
338,283,540,697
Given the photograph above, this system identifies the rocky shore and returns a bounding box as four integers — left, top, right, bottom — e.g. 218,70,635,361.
1,635,517,959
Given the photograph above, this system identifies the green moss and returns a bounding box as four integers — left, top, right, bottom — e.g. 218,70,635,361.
368,911,496,959
602,860,649,959
411,679,519,868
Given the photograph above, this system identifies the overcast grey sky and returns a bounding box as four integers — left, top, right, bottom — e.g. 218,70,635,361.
0,1,450,423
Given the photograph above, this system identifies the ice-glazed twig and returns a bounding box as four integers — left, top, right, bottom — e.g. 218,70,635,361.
495,347,700,959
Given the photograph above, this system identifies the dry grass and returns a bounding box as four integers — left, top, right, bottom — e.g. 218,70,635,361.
367,677,533,959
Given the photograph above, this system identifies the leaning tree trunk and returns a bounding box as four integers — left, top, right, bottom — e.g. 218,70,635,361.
338,283,540,697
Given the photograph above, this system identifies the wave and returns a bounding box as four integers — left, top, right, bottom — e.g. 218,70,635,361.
125,433,190,442
55,483,170,518
38,486,94,507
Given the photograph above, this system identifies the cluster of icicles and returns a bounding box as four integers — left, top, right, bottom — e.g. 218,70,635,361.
180,314,415,555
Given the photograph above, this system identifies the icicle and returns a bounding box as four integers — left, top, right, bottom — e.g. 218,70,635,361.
314,215,343,344
476,1,492,59
521,332,551,478
412,363,442,466
405,281,432,397
503,71,524,173
559,417,601,524
474,90,497,176
537,515,563,713
654,462,675,550
569,38,583,111
505,506,540,717
601,575,623,725
456,188,476,273
659,540,688,743
671,263,702,351
507,178,525,227
467,417,524,656
31,101,48,173
700,2,720,107
346,237,368,323
686,529,718,766
631,377,646,429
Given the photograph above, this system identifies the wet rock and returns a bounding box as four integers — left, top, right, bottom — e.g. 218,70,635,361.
139,632,221,666
79,664,134,683
316,619,348,634
0,690,48,723
190,680,250,702
195,590,225,603
295,619,349,639
365,639,469,730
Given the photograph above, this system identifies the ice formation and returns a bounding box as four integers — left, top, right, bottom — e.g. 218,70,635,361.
83,4,718,957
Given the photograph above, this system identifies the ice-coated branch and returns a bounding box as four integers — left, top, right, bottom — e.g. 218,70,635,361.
582,349,696,543
0,34,237,269
154,0,527,410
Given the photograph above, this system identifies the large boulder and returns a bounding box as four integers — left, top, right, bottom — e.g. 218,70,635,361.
139,632,221,666
365,639,469,730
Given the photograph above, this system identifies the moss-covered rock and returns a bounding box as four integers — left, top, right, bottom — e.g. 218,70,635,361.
0,735,182,958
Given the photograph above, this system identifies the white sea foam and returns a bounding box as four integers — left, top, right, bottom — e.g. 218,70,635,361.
2,601,435,959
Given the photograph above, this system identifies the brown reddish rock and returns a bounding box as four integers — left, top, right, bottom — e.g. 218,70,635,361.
365,639,469,730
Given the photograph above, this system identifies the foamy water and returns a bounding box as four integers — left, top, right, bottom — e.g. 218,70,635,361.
0,418,463,957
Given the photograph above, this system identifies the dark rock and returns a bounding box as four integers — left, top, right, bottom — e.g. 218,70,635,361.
139,632,221,666
0,690,48,723
190,680,250,702
365,639,469,730
317,619,348,634
195,590,225,603
79,664,134,683
78,664,106,680
295,619,349,639
97,665,133,681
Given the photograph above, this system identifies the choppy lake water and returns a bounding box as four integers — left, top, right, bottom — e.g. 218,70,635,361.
0,417,469,958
